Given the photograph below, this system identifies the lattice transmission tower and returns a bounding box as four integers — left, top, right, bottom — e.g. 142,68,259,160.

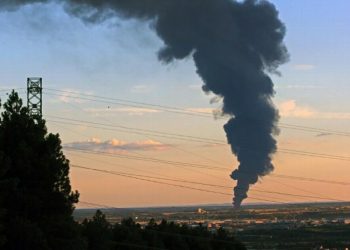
27,77,42,118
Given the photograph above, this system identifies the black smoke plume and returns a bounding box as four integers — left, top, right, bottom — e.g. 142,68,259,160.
0,0,46,10
1,0,288,207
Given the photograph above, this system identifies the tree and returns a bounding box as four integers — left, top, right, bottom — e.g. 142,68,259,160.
82,210,114,250
0,132,6,247
111,216,246,250
0,91,86,250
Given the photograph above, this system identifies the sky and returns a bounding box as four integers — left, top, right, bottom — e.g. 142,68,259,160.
0,0,349,208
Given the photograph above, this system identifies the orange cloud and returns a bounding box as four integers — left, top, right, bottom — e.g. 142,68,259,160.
57,88,94,104
279,100,315,118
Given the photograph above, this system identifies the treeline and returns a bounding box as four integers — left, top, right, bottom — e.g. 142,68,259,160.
81,210,245,250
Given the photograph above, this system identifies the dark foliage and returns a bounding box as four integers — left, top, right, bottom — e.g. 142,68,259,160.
0,91,86,250
82,210,246,250
81,210,114,250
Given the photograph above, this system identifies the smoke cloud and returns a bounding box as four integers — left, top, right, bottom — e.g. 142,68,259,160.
1,0,288,207
0,0,46,10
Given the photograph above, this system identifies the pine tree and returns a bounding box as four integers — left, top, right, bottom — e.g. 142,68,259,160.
0,91,86,250
82,210,114,250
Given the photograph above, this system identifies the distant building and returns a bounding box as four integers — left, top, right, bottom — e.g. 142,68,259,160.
197,208,207,214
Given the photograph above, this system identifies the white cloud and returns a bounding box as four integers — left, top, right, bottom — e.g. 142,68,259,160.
293,64,315,71
278,100,350,120
85,107,161,116
65,138,169,152
57,89,93,104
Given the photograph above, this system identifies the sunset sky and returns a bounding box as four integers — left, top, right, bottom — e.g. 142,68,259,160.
0,0,349,208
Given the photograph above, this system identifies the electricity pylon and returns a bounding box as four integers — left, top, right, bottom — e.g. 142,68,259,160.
27,77,42,118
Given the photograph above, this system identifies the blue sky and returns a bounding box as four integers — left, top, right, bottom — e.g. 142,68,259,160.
0,0,349,207
1,0,350,108
1,0,349,113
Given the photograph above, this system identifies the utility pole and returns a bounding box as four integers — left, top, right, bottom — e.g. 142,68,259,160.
27,77,42,119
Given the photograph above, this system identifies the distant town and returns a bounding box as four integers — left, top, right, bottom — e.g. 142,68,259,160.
75,202,350,249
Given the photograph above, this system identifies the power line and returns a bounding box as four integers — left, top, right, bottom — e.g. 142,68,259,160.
68,146,350,187
280,123,350,137
45,91,348,198
42,89,350,202
265,178,337,202
243,187,346,202
68,144,350,186
44,89,211,118
54,104,330,186
55,117,350,188
71,163,231,197
278,148,350,161
48,118,224,146
236,170,350,187
65,147,229,171
52,121,226,181
60,96,227,168
68,144,225,181
78,201,116,209
67,149,183,179
47,115,225,145
272,174,350,186
44,88,213,117
71,164,347,203
44,88,350,137
69,147,349,203
74,145,226,182
71,164,288,205
50,116,350,162
0,88,25,93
